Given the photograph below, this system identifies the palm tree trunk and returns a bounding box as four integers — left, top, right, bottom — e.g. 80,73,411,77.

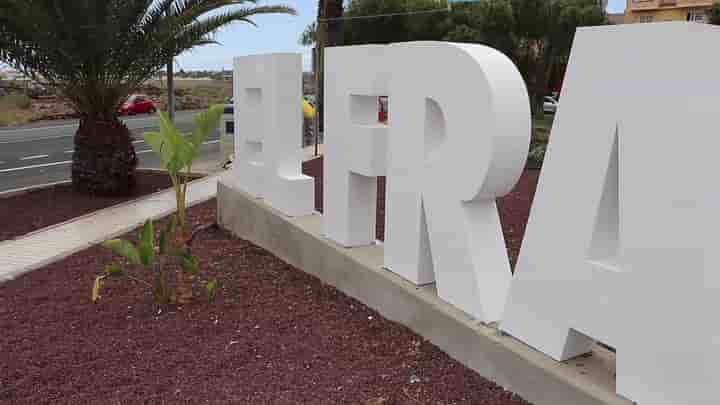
315,0,343,133
71,117,138,195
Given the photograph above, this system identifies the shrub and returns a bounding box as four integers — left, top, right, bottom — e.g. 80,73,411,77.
92,105,224,304
527,142,546,169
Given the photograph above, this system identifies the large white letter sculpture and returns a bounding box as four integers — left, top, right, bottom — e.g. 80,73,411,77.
385,42,530,322
233,53,314,217
323,45,389,246
502,22,720,405
324,42,530,322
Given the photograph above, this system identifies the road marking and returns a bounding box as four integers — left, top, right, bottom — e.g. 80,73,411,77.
20,154,49,161
0,123,78,134
203,140,220,145
0,114,162,135
64,150,74,154
136,149,154,154
0,160,71,173
133,140,144,144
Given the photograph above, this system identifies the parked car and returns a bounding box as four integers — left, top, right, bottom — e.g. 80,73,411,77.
543,96,558,114
119,94,156,115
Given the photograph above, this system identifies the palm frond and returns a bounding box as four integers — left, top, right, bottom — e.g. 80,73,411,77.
0,0,295,119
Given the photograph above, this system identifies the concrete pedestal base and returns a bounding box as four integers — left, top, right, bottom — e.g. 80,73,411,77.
217,178,629,405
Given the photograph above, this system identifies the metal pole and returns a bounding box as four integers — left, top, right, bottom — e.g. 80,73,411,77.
167,59,175,122
313,45,320,157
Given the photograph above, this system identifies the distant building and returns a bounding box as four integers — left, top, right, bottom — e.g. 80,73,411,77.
0,68,29,81
625,0,711,23
608,12,626,24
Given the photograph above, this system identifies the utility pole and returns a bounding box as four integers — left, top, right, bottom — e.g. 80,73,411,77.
167,59,175,122
313,0,343,156
313,21,325,157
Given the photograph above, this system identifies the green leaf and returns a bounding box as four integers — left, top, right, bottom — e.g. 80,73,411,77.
157,110,184,173
180,252,199,275
175,134,196,171
192,105,225,148
143,132,174,169
102,239,141,265
206,279,219,301
105,263,124,277
138,219,155,266
92,275,105,303
159,215,177,255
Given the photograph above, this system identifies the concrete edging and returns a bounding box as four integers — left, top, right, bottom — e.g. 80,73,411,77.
0,174,221,283
0,180,72,199
217,178,630,405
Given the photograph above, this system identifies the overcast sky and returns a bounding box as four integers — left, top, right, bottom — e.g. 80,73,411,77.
1,1,628,74
176,0,626,72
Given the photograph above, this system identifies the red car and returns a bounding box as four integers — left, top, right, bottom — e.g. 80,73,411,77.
119,94,156,115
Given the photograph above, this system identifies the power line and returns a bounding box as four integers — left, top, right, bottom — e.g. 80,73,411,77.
317,6,451,22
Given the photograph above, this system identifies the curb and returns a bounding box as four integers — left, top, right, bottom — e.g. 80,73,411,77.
0,168,209,199
0,180,71,199
0,174,223,283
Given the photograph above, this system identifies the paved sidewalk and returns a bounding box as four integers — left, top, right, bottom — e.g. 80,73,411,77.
0,172,227,282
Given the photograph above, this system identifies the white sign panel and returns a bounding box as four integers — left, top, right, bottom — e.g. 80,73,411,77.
502,22,720,405
323,42,529,322
323,45,389,246
233,53,314,217
384,42,530,322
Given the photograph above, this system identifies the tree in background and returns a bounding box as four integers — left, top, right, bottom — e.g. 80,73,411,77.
445,0,606,116
0,0,294,195
443,0,516,56
709,2,720,24
342,0,449,45
299,22,317,46
300,0,606,117
510,0,607,116
315,0,344,132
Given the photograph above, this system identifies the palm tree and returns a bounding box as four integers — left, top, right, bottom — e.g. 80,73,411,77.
314,0,343,132
0,0,295,195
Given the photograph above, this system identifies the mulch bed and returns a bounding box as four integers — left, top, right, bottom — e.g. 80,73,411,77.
0,199,532,405
302,157,540,269
0,171,185,243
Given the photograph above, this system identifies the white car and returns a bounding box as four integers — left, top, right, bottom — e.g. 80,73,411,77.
543,96,558,114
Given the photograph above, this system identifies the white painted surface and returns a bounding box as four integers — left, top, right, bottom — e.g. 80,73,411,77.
20,154,49,161
384,42,530,322
233,53,314,217
502,22,720,405
323,45,389,246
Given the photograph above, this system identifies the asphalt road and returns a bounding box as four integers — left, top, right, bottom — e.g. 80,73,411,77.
0,110,221,193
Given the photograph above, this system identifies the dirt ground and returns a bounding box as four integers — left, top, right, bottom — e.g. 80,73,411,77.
301,157,540,269
0,199,532,405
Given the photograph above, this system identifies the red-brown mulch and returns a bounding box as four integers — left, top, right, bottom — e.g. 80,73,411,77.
302,157,540,269
0,171,184,243
0,199,532,405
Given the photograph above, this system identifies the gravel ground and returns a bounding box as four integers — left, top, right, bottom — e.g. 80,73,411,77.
301,157,540,269
0,171,189,242
0,199,533,404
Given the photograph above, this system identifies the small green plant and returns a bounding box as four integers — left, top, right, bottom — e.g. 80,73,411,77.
527,142,547,169
93,105,224,304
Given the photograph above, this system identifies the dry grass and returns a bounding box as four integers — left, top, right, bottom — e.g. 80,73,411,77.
0,94,37,126
141,79,231,111
0,108,35,126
